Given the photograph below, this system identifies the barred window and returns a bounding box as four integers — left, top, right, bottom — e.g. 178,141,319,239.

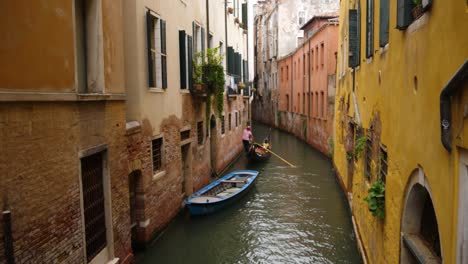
221,116,225,134
229,113,232,131
197,121,203,145
152,138,163,172
180,130,190,141
364,135,372,180
81,152,107,262
379,145,388,183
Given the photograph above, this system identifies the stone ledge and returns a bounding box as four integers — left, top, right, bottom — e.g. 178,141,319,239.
0,91,126,101
152,170,166,181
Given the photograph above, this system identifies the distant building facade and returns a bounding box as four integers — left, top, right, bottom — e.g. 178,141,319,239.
277,15,339,155
253,0,338,127
333,0,468,263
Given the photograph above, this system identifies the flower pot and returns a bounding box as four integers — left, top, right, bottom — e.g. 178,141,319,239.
192,84,206,94
412,5,423,20
234,17,240,24
227,7,234,14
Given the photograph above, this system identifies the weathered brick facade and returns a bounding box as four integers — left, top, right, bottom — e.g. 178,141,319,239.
0,102,132,263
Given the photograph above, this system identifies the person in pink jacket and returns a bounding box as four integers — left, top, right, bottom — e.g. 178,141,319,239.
242,123,254,152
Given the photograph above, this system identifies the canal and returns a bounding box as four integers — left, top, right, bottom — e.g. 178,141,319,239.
137,122,362,264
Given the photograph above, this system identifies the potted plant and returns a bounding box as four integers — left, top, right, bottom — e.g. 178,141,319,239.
412,0,423,19
238,82,246,89
227,7,234,14
239,22,244,28
243,29,248,35
234,17,240,24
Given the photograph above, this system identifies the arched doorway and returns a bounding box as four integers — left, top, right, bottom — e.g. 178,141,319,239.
401,168,442,263
210,115,217,177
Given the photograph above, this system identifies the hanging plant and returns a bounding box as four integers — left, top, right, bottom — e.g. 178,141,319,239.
364,181,385,219
354,136,367,159
201,48,225,122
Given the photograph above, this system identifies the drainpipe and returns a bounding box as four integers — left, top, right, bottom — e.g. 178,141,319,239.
3,210,15,264
206,0,210,46
440,59,468,152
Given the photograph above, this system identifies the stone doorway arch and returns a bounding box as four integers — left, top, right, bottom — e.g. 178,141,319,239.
401,168,442,263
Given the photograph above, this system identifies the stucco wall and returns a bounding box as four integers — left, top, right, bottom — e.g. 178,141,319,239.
333,0,468,262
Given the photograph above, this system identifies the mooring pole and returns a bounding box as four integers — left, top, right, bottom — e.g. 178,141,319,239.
3,210,15,264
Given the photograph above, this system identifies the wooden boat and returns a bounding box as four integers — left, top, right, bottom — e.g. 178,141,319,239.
248,144,271,162
185,170,259,216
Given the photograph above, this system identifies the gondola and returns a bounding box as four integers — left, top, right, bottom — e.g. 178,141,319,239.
247,144,271,162
185,170,259,216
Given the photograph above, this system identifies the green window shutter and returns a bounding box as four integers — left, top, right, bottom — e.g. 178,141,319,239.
187,35,193,90
201,27,205,54
366,0,374,58
380,0,389,47
146,10,155,87
242,3,248,30
348,9,360,68
397,0,413,29
179,30,187,89
161,19,167,88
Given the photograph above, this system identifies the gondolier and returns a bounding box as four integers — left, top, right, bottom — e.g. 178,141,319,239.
242,123,253,152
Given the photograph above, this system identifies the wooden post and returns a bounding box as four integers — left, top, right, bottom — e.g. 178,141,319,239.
3,210,15,264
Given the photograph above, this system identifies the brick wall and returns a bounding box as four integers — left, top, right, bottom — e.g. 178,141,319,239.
0,101,132,263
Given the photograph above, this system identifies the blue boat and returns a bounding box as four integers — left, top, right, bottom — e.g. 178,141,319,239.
185,170,259,216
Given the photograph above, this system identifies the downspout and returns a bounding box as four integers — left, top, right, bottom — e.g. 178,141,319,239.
440,59,468,152
290,56,293,112
206,0,210,46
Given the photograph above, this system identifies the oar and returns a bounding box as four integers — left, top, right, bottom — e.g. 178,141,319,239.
253,143,296,168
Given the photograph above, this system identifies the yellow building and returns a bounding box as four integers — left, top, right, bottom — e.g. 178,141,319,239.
334,0,468,263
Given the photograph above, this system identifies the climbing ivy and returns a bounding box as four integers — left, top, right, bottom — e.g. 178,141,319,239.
364,181,385,219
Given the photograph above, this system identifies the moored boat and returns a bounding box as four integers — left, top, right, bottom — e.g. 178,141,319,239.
185,170,259,216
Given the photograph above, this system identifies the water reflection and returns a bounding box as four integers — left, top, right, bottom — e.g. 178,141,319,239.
137,122,362,264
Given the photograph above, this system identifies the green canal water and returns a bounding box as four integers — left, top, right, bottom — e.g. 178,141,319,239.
136,122,362,264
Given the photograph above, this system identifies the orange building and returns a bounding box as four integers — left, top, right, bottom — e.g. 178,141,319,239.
277,15,338,155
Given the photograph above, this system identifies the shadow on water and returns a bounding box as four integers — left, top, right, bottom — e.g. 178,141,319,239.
136,122,363,264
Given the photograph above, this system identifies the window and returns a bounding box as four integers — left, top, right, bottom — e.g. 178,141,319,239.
228,113,232,131
221,116,225,134
364,134,372,180
152,138,163,172
298,93,301,113
303,54,306,77
311,93,314,117
303,93,305,114
235,112,238,127
146,11,167,88
379,144,388,183
197,121,203,145
81,151,107,262
397,0,432,29
307,93,311,117
366,0,374,58
286,95,290,111
321,91,325,118
311,50,314,71
286,66,289,80
315,46,319,69
315,92,318,117
193,22,204,55
180,130,190,141
179,31,193,89
75,0,104,93
321,43,325,67
380,0,389,47
298,11,305,25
